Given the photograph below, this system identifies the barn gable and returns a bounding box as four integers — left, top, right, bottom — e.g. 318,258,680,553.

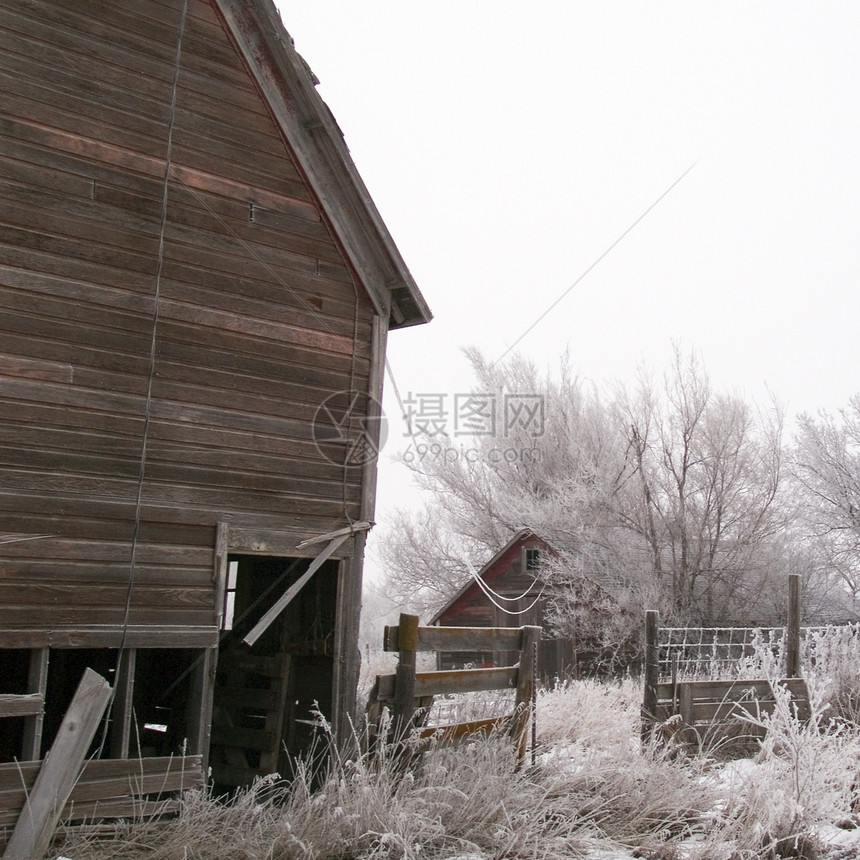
430,530,553,628
0,0,429,805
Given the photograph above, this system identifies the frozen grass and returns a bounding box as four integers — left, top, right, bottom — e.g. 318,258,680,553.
52,634,860,860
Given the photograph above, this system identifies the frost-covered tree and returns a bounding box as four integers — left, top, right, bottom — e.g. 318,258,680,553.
610,348,788,623
793,397,860,601
379,349,621,616
379,347,791,628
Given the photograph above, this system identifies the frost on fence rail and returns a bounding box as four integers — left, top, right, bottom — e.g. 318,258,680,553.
657,623,860,681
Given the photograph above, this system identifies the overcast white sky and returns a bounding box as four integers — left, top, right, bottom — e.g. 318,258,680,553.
275,2,860,575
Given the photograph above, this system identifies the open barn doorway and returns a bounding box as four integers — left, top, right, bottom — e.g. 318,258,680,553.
209,554,340,789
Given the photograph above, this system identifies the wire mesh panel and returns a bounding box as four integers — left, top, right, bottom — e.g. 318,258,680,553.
658,627,785,681
657,624,860,681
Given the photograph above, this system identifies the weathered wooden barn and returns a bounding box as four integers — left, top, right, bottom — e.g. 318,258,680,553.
0,0,430,814
430,530,629,679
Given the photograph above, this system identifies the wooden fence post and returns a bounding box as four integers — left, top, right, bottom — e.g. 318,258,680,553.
391,613,418,742
641,610,659,740
786,573,801,678
511,626,541,770
4,668,111,860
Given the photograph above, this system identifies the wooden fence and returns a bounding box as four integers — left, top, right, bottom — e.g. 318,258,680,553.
367,615,541,768
642,575,811,748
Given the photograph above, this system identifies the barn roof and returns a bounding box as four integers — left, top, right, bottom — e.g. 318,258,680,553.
428,529,552,625
215,0,431,329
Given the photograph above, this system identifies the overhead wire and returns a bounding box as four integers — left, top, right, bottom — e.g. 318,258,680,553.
462,553,545,617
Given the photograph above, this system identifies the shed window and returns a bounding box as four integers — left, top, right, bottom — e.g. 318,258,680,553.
524,548,541,571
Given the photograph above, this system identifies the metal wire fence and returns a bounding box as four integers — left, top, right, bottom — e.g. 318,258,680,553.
657,624,860,681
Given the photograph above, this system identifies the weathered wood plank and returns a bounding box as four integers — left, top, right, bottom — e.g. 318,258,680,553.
0,569,211,592
418,716,511,742
0,755,202,826
0,155,95,198
376,667,519,700
0,116,318,217
56,797,181,824
663,678,808,703
153,340,365,396
0,607,213,629
3,668,112,860
0,581,214,612
0,353,72,383
0,694,43,719
385,625,525,654
0,626,218,650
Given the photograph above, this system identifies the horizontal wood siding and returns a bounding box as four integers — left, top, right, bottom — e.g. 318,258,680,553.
0,0,372,647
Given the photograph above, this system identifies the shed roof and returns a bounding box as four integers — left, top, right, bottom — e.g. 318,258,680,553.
215,0,431,329
429,529,552,625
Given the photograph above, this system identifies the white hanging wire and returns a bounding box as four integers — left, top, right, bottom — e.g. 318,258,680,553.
462,552,545,617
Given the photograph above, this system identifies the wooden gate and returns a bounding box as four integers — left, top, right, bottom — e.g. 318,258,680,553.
367,615,541,768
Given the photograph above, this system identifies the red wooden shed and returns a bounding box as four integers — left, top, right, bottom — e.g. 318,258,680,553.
429,530,576,679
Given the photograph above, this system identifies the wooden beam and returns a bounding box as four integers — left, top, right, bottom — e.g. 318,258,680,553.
187,647,218,773
21,649,48,761
786,573,801,678
213,522,229,631
296,521,371,550
109,649,136,759
391,614,418,742
641,610,659,739
332,315,388,746
3,668,111,860
511,626,541,769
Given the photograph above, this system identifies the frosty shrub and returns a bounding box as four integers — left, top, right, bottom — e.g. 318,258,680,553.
800,624,860,723
689,681,860,859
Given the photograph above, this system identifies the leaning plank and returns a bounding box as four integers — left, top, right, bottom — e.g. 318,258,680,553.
3,668,111,860
243,533,349,646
